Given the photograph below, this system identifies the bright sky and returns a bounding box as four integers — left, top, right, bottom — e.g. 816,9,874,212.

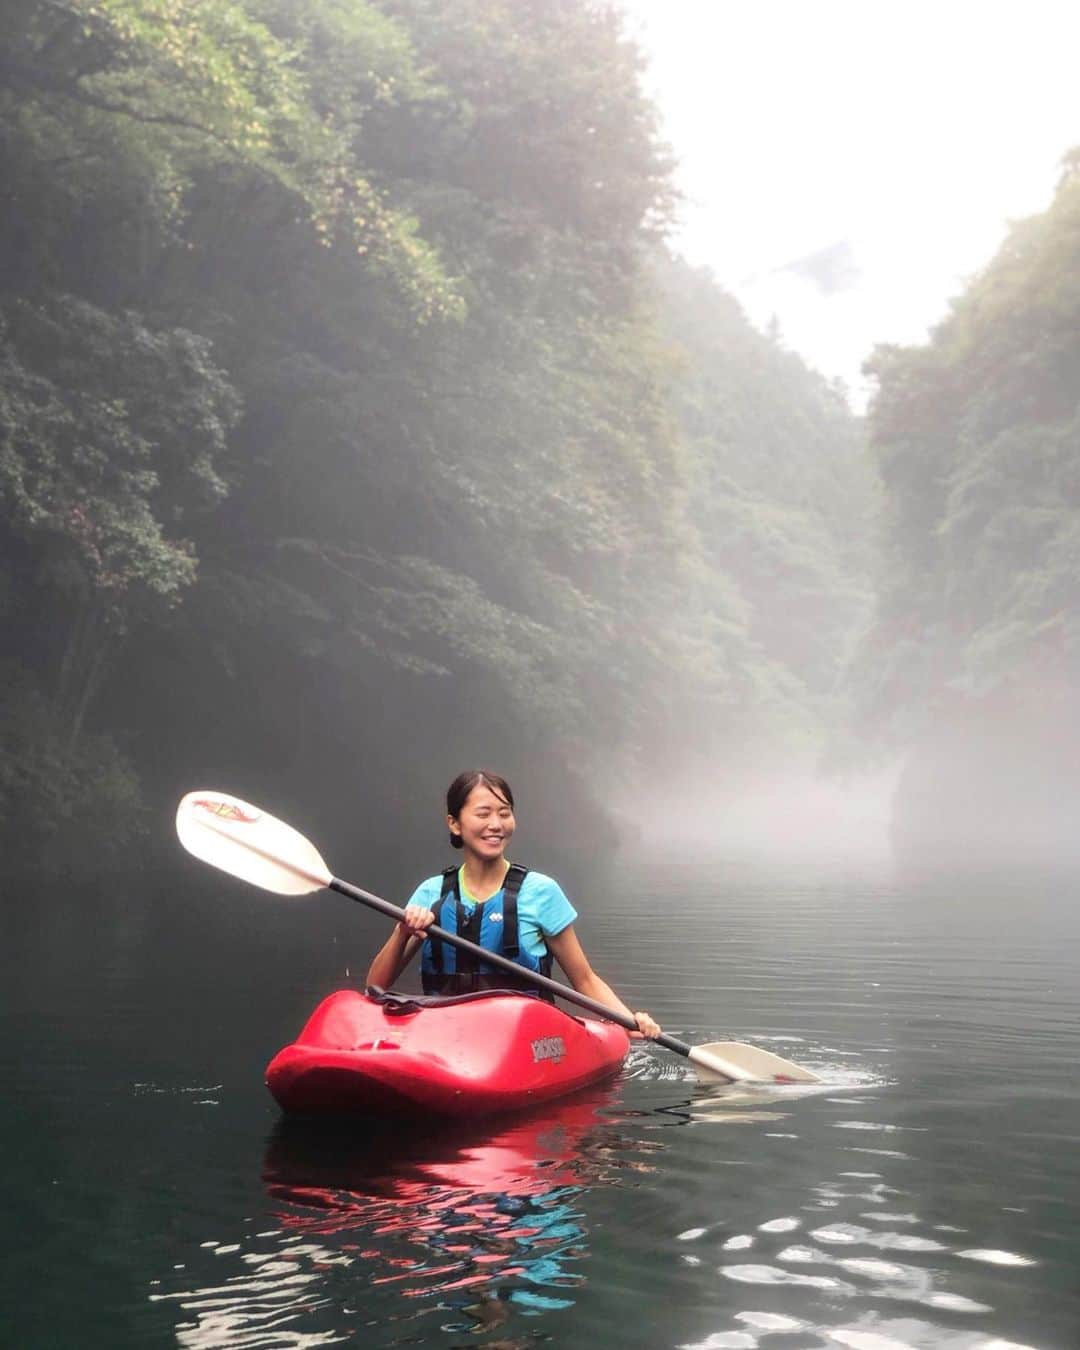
619,0,1080,404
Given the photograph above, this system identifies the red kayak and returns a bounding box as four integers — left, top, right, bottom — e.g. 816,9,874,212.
266,987,629,1118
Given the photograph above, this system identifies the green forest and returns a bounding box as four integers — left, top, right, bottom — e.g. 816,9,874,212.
2,0,1077,876
857,152,1080,862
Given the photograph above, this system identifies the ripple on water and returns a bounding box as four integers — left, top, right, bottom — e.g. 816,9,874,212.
734,1310,808,1333
685,1142,1041,1350
678,1335,757,1349
720,1263,857,1294
810,1224,948,1253
955,1248,1038,1267
832,1120,912,1132
821,1318,1040,1349
836,1257,911,1280
757,1217,800,1233
150,1241,350,1349
846,1147,913,1159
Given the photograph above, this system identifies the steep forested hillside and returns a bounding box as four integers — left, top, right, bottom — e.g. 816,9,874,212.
0,0,871,874
856,155,1080,862
657,256,876,762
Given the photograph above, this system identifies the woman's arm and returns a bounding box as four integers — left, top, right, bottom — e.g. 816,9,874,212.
545,925,661,1038
365,906,433,987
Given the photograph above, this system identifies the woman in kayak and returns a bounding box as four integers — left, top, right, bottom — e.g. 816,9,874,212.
366,769,662,1039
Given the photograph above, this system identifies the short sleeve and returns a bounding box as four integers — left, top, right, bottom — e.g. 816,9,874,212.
405,875,444,909
530,873,578,937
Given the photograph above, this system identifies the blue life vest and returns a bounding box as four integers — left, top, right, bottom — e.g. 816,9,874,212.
420,863,555,999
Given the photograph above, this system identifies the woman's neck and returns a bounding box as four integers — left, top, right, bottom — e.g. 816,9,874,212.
460,854,509,901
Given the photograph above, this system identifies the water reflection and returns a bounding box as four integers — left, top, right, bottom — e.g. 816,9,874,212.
264,1095,670,1336
675,1144,1046,1350
146,1066,891,1345
151,1089,660,1345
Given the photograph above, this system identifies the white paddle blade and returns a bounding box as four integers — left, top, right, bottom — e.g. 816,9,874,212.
176,791,332,895
697,1041,822,1084
685,1045,751,1084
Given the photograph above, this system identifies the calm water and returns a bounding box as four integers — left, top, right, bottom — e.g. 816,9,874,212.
3,854,1079,1348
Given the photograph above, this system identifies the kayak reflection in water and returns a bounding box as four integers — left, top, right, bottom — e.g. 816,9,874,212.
259,1099,657,1337
367,770,662,1040
152,1100,661,1346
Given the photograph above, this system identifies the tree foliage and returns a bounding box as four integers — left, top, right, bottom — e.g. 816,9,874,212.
857,158,1080,743
656,255,876,752
0,0,870,872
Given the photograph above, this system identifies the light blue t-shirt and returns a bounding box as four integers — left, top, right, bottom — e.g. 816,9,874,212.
407,867,577,960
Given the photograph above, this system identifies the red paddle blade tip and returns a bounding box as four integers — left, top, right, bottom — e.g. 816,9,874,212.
188,795,263,824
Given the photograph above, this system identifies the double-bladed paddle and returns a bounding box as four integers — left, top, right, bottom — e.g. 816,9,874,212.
176,790,821,1085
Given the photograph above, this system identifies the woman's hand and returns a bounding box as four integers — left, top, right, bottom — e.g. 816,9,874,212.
546,926,662,1040
368,907,431,988
399,905,436,937
630,1010,662,1040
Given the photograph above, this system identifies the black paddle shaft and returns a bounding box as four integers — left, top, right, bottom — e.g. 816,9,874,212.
329,876,693,1060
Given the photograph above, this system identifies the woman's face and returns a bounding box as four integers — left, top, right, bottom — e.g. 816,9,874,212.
449,783,516,860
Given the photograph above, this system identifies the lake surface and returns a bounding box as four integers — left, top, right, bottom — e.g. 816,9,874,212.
3,853,1079,1348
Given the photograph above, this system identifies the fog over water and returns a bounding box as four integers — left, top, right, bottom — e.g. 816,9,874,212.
620,768,898,867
